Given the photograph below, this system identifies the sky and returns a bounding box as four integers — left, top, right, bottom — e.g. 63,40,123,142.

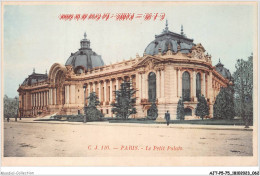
2,2,257,98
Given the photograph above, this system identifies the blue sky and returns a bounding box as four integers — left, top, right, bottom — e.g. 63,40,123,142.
3,2,257,98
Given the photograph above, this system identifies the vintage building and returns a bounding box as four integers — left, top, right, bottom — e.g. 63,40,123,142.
18,22,232,119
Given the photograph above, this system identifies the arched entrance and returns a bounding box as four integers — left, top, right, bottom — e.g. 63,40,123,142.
55,70,65,105
148,72,156,102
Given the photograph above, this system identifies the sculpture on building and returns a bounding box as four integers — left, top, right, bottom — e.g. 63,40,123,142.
147,101,158,120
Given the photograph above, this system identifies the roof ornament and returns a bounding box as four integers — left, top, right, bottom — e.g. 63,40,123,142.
164,19,169,33
84,32,87,39
181,25,184,35
33,68,35,74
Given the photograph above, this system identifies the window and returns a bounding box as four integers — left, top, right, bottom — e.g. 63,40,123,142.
182,71,190,101
148,72,156,102
196,73,201,98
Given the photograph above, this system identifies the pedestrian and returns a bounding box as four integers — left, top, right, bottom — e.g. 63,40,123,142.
165,110,170,126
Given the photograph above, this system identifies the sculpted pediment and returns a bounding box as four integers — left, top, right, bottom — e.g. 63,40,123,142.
132,55,163,69
186,43,211,63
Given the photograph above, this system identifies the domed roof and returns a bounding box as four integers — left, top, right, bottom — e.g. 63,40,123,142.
215,59,232,80
65,33,104,72
21,69,48,86
144,21,195,55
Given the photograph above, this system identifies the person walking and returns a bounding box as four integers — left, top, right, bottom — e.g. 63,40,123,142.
165,110,170,126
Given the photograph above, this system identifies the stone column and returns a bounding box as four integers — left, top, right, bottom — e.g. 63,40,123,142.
64,86,68,104
39,92,42,107
35,93,37,107
178,69,182,97
70,85,75,104
141,73,145,99
32,94,34,107
88,83,90,96
202,72,206,96
43,92,45,106
208,72,213,102
192,71,196,100
39,92,41,107
138,74,142,101
93,82,96,93
54,89,57,105
104,80,107,103
65,86,67,104
49,89,52,105
41,92,44,106
42,92,44,106
173,68,178,99
31,94,33,108
39,92,41,106
42,92,44,107
45,91,47,106
37,92,39,107
46,91,49,105
207,72,213,117
156,70,160,99
109,80,112,102
116,78,119,90
161,69,165,101
98,81,101,101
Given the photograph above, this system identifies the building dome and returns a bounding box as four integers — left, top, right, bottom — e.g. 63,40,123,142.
65,32,105,73
21,69,48,86
215,59,232,80
144,21,195,55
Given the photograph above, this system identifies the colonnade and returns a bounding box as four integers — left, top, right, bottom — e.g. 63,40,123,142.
31,91,49,107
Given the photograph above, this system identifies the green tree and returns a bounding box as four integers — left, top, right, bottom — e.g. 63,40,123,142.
213,86,235,119
85,92,103,121
176,97,185,120
111,80,136,119
232,54,253,126
4,95,18,120
195,94,209,120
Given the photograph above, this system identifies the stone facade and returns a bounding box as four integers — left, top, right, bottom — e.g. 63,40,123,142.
17,25,232,120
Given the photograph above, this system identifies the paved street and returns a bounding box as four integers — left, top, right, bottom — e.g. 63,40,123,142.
4,119,253,157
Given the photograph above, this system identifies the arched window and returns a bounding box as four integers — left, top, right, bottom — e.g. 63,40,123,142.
182,71,190,101
196,73,201,98
148,72,156,102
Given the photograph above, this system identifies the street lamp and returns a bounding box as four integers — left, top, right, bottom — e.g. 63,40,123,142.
83,84,87,123
15,97,18,122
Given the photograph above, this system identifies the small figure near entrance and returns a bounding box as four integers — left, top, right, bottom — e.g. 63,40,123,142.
165,110,170,126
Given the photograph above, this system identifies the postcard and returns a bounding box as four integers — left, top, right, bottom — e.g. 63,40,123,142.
1,1,258,169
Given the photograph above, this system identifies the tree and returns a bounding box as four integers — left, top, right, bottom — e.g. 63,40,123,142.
147,101,158,120
195,94,209,120
4,95,18,120
232,54,253,126
176,97,185,120
85,92,103,121
213,86,235,119
111,80,137,119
